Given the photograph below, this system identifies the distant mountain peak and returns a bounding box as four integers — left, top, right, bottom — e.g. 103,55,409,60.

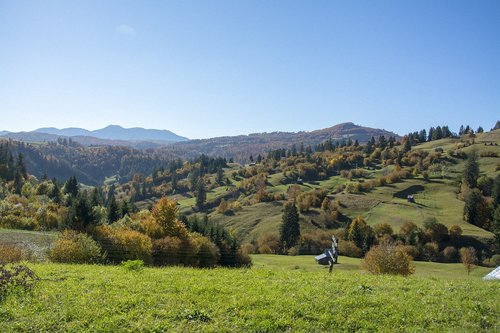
32,125,188,143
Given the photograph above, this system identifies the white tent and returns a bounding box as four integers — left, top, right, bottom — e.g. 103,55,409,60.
483,266,500,280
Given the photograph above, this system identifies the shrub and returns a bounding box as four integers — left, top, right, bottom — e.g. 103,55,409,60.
298,230,334,255
0,264,38,302
373,223,394,238
240,243,256,255
338,240,363,258
49,230,103,264
192,234,220,268
459,247,478,275
449,225,463,238
94,226,152,264
362,242,415,276
153,236,183,266
422,242,440,262
423,217,448,242
121,260,144,271
442,246,458,262
257,233,281,254
397,245,418,259
0,244,23,264
234,250,252,267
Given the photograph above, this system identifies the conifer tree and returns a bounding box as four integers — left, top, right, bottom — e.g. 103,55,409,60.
196,179,206,211
280,202,300,250
64,176,79,197
463,150,479,188
107,195,120,223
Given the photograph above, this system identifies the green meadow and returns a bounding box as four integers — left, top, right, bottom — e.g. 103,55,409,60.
1,256,499,332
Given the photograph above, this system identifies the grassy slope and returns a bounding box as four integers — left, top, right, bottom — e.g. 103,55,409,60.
204,133,499,242
1,261,498,332
251,254,493,279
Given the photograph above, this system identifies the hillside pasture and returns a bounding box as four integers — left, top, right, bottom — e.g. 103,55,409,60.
1,261,498,332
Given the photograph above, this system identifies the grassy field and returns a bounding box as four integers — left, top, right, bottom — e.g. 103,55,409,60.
252,254,494,279
1,258,498,332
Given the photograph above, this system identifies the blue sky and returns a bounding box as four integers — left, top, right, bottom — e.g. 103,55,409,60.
1,0,499,139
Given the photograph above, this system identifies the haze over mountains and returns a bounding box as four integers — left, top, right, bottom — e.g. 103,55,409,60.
34,125,189,142
0,122,400,184
1,122,398,148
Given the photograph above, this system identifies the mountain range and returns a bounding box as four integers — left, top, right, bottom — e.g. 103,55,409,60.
34,125,188,142
1,122,400,183
0,125,188,148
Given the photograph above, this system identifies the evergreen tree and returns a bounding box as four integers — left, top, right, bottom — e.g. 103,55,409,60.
64,176,79,197
280,202,300,250
492,175,500,207
402,136,411,153
13,170,23,195
463,189,486,227
107,195,120,223
216,166,224,185
90,187,102,207
49,180,61,203
69,192,94,230
463,150,479,188
16,153,28,179
196,179,206,210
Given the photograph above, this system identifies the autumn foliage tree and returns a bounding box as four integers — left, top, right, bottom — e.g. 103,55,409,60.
362,241,415,276
151,197,188,238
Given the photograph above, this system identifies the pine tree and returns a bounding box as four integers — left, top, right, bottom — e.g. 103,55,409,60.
107,195,120,223
13,170,23,195
280,202,300,250
64,176,79,197
196,179,206,210
463,189,485,227
216,167,224,185
463,150,479,188
492,175,500,207
69,192,94,230
49,180,61,203
16,153,27,179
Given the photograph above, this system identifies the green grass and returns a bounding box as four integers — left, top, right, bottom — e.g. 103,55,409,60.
332,177,493,238
251,254,494,279
1,261,498,332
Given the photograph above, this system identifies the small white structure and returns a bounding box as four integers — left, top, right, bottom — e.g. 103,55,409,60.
483,266,500,281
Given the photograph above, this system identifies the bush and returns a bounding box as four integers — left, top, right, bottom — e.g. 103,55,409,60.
459,247,478,275
94,226,152,264
449,225,463,238
234,250,252,268
397,245,418,259
338,240,363,258
121,260,144,271
153,236,183,266
0,244,23,264
49,230,103,264
442,246,458,262
297,230,334,255
422,242,440,262
257,234,281,254
373,223,394,238
192,234,220,268
362,242,415,276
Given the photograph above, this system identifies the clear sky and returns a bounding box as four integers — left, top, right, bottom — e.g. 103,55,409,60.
1,0,499,139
